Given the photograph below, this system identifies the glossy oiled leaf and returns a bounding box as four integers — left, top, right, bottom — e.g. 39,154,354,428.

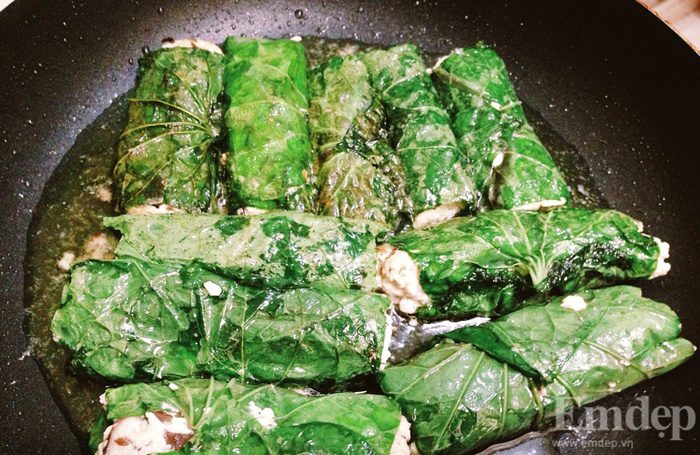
50,259,199,381
52,260,391,387
223,37,315,211
105,211,386,290
317,149,407,226
387,209,666,319
184,264,390,388
433,46,570,210
115,46,224,212
310,55,409,225
447,286,688,384
309,55,381,164
97,378,403,454
380,341,542,455
382,289,693,454
362,44,476,216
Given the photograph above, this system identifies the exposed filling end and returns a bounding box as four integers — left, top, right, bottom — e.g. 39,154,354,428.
376,244,430,315
126,204,182,215
511,198,567,212
560,295,587,312
390,415,413,455
161,38,223,55
236,206,268,216
412,202,463,229
97,411,193,455
650,237,671,279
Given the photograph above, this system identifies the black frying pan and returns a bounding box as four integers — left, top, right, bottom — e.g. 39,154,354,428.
1,0,699,453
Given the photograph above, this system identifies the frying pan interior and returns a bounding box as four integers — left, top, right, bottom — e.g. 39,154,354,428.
0,0,698,452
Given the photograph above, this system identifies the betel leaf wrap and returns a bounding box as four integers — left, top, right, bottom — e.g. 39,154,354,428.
447,286,693,393
51,259,198,381
185,264,390,388
362,44,475,220
95,378,405,454
105,211,385,290
223,37,314,212
309,55,408,225
385,209,667,319
433,46,570,210
317,148,408,226
51,259,391,387
381,288,693,454
114,45,224,212
308,55,384,165
381,341,541,455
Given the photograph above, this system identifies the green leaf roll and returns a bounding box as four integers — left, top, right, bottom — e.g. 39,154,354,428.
52,259,392,387
308,55,384,165
104,211,386,290
377,209,670,319
93,378,411,454
223,37,315,212
362,44,476,228
448,286,693,397
433,46,570,210
309,55,409,225
114,40,224,213
380,287,693,454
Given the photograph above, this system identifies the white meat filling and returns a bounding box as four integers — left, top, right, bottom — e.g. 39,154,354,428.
126,204,182,215
390,416,413,455
203,281,223,297
57,251,76,272
161,38,223,55
97,412,192,455
376,244,430,315
412,202,463,229
236,206,268,216
379,312,394,370
560,295,588,312
511,198,567,212
247,401,277,430
650,237,671,279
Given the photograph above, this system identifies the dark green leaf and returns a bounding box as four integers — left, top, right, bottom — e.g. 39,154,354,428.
448,286,687,384
105,211,387,290
380,341,541,455
223,37,315,211
52,259,391,388
433,46,570,210
115,46,224,212
383,209,667,319
309,55,409,225
362,44,476,219
98,378,404,454
382,287,693,454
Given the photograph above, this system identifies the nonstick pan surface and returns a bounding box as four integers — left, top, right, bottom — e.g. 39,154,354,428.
0,0,699,453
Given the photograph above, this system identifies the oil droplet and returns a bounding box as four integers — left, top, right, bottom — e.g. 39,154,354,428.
294,9,304,19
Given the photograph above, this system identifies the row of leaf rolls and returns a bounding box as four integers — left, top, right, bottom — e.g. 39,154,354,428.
114,39,570,226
